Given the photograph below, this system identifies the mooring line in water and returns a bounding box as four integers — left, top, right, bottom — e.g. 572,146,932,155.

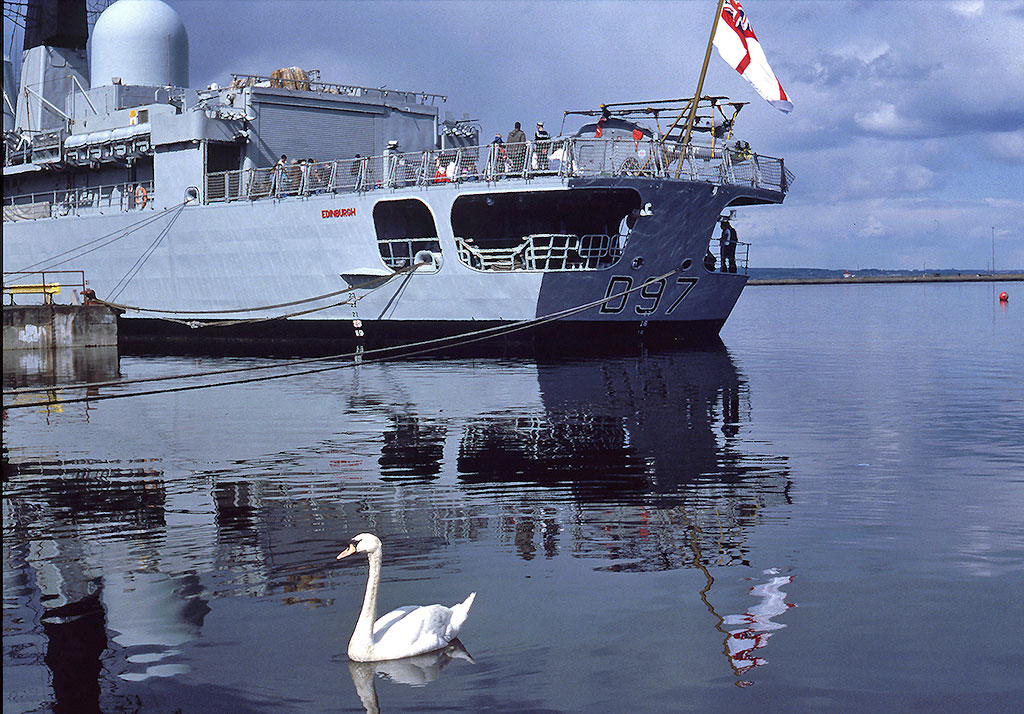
2,268,680,408
7,266,680,397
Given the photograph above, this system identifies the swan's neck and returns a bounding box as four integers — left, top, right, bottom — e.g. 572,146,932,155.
349,550,381,658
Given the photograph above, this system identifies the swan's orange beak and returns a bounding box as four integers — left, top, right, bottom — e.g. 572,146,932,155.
337,544,356,560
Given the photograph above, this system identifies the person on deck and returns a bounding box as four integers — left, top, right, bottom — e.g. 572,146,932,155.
490,134,507,179
721,220,738,273
534,121,551,171
507,121,527,175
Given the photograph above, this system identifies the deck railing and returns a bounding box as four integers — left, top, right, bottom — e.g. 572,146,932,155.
706,236,751,274
455,233,622,272
3,270,87,305
204,136,793,204
4,137,792,220
2,180,156,221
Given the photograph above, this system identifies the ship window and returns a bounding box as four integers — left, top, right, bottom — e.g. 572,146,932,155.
450,188,641,271
372,199,441,270
206,141,241,173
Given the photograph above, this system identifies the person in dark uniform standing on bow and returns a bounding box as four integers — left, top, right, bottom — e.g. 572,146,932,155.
720,219,738,273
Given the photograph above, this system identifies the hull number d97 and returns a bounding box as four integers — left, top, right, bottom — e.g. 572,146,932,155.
599,276,698,315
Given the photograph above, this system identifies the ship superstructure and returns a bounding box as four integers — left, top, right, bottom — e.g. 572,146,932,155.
4,0,793,353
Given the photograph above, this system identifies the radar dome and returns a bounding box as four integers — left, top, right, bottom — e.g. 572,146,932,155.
91,0,189,88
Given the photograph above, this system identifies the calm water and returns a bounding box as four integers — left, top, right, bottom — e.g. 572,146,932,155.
3,282,1022,713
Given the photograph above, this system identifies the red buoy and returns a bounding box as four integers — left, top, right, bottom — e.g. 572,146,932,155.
999,291,1009,302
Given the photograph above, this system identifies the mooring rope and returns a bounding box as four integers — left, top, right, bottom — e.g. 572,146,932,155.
2,268,681,408
12,202,189,274
93,263,423,317
108,203,187,303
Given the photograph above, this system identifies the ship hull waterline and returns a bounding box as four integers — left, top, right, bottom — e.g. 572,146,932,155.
4,176,770,356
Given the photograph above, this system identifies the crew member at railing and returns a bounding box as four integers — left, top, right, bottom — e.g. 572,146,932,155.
350,154,362,189
507,122,527,176
720,219,738,273
534,122,550,171
489,134,506,180
384,141,401,188
273,155,288,196
433,157,450,183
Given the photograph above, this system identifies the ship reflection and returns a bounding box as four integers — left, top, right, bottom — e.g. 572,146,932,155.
455,345,791,568
3,343,796,704
347,640,474,714
2,459,209,711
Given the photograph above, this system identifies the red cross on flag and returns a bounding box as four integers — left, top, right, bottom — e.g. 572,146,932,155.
713,0,793,113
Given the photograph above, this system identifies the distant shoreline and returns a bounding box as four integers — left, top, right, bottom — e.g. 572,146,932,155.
747,273,1023,286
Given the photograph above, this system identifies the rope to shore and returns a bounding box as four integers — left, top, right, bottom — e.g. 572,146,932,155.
109,203,187,303
93,263,423,319
12,202,189,274
2,268,681,408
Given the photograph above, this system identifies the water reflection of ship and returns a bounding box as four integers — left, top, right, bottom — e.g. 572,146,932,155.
2,458,208,711
3,344,795,706
455,344,791,568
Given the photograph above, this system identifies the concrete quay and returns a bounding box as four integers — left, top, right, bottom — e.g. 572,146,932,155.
3,304,120,351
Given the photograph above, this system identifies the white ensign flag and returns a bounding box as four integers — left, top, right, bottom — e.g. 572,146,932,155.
713,0,793,113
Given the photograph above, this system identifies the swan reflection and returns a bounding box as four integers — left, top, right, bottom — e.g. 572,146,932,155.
348,640,474,714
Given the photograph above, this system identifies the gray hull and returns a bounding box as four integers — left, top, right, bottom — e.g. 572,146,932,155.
4,175,759,351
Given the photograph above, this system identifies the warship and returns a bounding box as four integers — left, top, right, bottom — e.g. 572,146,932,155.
3,0,793,353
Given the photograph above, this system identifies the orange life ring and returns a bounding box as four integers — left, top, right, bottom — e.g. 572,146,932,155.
135,185,148,209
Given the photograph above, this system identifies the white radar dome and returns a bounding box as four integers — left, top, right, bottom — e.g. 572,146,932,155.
91,0,189,88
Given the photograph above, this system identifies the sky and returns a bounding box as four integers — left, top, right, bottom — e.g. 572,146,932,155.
5,0,1024,270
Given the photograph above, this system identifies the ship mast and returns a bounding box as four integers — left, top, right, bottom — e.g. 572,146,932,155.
660,0,727,177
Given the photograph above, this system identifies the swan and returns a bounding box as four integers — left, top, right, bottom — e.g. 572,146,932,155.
337,533,476,662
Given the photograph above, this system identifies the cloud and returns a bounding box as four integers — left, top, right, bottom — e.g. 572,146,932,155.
947,0,986,17
854,103,925,137
749,194,1024,270
984,130,1024,163
783,47,938,88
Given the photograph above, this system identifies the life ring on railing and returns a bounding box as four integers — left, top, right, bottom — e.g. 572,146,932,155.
135,185,148,209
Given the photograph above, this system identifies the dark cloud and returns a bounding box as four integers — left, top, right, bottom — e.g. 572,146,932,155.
782,49,939,87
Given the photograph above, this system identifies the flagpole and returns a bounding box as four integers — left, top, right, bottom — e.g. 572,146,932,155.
671,0,727,178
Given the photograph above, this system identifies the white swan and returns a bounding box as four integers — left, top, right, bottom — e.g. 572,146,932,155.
337,533,476,662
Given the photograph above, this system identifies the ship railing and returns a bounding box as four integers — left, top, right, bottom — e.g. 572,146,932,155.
229,73,447,105
201,136,792,205
376,238,443,269
706,236,751,274
2,180,156,221
3,270,87,305
455,238,523,271
455,233,622,272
